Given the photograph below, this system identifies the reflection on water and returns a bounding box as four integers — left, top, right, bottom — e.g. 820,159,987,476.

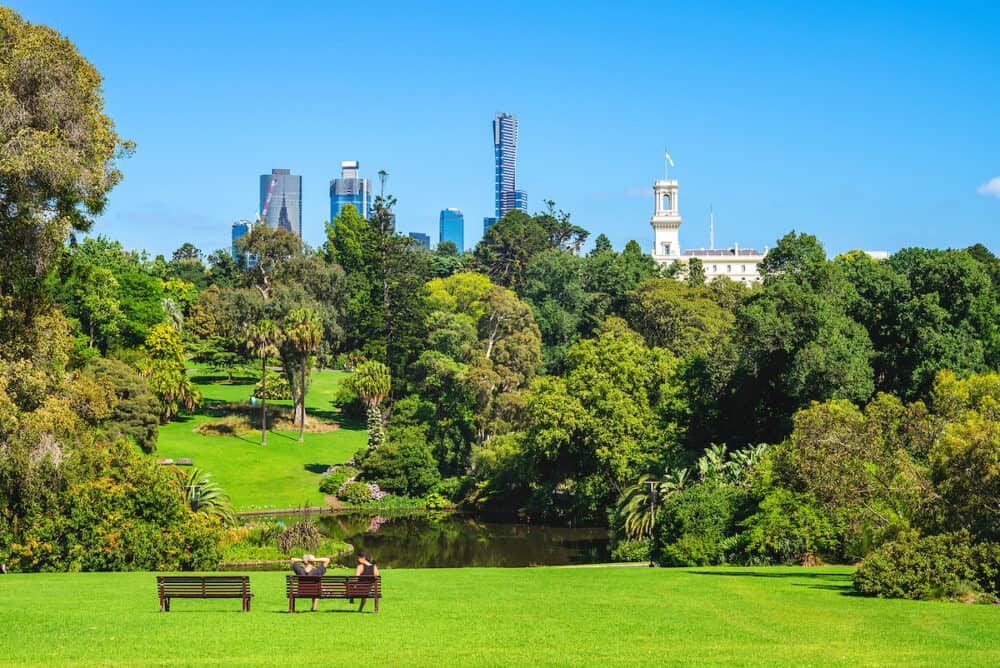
304,512,610,568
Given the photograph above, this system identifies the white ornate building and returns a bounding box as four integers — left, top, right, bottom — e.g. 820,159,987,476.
650,177,765,283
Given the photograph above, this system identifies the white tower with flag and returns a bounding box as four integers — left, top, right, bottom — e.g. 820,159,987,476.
649,150,767,283
651,150,681,260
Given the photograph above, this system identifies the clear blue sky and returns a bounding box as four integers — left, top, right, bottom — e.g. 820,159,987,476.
15,1,1000,257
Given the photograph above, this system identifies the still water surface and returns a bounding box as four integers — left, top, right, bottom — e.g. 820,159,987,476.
289,512,610,568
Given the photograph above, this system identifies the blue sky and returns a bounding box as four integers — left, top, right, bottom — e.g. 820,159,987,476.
15,1,1000,257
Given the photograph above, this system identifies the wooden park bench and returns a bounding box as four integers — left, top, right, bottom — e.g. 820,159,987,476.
156,575,253,612
286,575,381,613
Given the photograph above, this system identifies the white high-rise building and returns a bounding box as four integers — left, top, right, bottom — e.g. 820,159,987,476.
650,173,765,283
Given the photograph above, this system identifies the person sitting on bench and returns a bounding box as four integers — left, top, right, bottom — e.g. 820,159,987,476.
290,554,330,611
354,551,379,612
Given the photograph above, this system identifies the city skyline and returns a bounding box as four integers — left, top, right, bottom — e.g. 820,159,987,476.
16,1,999,258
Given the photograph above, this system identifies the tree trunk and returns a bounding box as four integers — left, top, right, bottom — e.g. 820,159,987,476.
260,357,267,446
298,354,307,443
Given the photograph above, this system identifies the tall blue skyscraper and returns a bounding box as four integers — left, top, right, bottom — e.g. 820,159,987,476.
439,208,465,251
330,161,371,222
259,169,302,236
231,219,253,261
493,112,527,220
231,219,258,267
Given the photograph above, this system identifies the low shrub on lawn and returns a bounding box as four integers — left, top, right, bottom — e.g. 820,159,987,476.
319,466,359,495
853,530,999,601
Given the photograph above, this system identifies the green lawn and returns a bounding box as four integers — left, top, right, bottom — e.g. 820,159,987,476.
1,566,997,666
157,369,366,511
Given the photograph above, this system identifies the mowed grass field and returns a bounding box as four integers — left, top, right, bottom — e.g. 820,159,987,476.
157,369,366,511
1,567,997,667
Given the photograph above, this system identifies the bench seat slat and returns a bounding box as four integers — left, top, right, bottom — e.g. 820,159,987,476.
157,576,253,612
285,575,381,613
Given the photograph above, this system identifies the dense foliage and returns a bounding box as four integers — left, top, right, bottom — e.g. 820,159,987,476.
3,10,999,594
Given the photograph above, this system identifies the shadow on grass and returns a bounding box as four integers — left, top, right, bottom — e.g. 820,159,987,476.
304,463,330,474
189,374,257,386
686,570,851,580
686,569,862,595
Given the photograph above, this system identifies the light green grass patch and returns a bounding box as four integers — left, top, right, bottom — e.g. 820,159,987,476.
0,567,997,666
157,370,366,510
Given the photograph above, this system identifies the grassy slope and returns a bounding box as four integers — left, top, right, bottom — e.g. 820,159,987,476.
1,567,997,667
157,370,366,511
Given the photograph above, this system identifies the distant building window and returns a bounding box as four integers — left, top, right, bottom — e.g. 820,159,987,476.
741,265,746,272
712,265,718,272
663,194,671,211
727,265,732,273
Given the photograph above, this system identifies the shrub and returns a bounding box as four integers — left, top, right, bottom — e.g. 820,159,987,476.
8,440,224,571
253,371,290,400
432,476,470,502
853,531,987,600
319,466,359,495
331,381,365,420
277,518,323,555
738,488,843,565
423,492,449,510
84,357,160,453
653,482,741,566
973,541,1000,594
357,428,440,497
611,538,651,563
338,481,373,506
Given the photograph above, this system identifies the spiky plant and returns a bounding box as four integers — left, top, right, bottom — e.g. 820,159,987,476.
183,468,235,526
617,469,693,541
352,360,391,450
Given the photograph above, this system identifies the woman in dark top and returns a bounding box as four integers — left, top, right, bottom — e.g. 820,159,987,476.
354,551,379,612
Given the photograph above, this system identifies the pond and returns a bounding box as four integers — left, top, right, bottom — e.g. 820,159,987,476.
263,512,610,568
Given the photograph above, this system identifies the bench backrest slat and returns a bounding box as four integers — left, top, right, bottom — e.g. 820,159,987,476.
286,575,381,597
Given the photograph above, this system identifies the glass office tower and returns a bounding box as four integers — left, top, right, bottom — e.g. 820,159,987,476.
258,169,302,237
493,112,527,220
439,208,465,251
408,232,430,249
231,220,253,261
330,161,371,222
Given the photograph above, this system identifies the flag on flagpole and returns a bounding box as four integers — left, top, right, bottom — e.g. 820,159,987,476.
664,150,674,168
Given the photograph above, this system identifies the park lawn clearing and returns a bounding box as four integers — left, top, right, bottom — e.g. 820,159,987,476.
157,369,366,511
0,566,997,667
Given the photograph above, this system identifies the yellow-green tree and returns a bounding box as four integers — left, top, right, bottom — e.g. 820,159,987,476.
0,7,133,303
139,323,201,424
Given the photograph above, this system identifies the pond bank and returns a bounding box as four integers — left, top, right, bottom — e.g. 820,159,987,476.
237,511,611,568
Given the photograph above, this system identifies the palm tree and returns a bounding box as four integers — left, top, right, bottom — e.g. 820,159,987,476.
616,469,691,541
284,308,323,443
246,319,281,446
183,468,235,526
352,360,391,450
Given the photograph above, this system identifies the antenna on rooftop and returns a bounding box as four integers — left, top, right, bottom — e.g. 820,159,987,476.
378,170,389,198
709,205,715,250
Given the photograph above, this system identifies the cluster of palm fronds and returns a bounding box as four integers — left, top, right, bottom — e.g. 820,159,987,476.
183,467,236,526
616,443,769,540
